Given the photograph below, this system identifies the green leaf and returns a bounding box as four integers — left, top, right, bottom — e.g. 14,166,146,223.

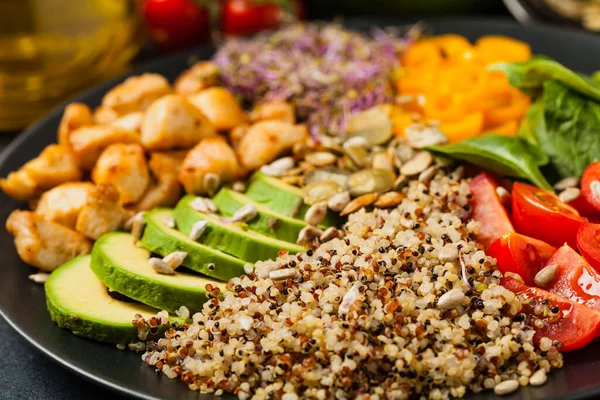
536,80,600,179
517,97,549,165
489,56,600,102
427,134,552,190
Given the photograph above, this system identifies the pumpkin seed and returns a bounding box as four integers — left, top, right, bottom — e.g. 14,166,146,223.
303,180,342,205
371,152,394,171
553,176,579,191
319,135,344,155
343,145,369,169
203,172,221,197
304,201,328,226
292,142,312,160
343,136,369,149
345,104,393,145
374,191,405,208
393,175,409,191
404,123,448,148
303,167,350,188
558,187,581,203
340,193,378,216
327,191,351,212
305,152,337,167
400,151,433,176
346,169,394,197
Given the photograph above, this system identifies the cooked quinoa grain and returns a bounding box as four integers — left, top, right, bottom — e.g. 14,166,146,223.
142,172,563,399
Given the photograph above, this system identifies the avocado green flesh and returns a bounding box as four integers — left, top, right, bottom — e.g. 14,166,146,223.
140,208,246,281
212,188,307,243
91,232,225,314
245,172,339,227
175,195,305,263
46,255,171,344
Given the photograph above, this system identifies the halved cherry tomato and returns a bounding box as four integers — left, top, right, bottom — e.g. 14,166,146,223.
469,172,514,249
544,244,600,313
512,182,585,248
568,194,600,219
488,232,556,286
577,222,600,272
581,161,600,212
502,277,600,351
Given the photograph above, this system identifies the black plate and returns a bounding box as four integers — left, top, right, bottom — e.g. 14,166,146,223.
2,18,600,400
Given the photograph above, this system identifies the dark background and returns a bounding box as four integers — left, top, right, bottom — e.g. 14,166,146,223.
0,2,514,399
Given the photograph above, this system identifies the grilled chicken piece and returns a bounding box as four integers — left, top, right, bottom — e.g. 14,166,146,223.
0,144,83,201
75,185,129,240
188,87,247,131
174,61,219,96
101,73,172,115
109,112,144,132
250,101,295,124
92,143,150,205
134,173,181,211
140,94,216,151
68,125,140,170
57,103,93,144
148,150,188,176
35,182,95,229
93,106,120,124
179,136,247,195
6,210,92,271
236,121,309,170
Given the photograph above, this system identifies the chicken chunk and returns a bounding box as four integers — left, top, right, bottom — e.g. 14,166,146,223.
140,94,216,151
236,121,309,170
68,125,140,170
75,184,129,240
250,101,295,124
101,73,172,115
228,124,249,150
174,61,219,96
133,173,181,211
92,143,150,205
6,210,92,271
188,87,247,131
110,112,144,132
93,106,120,124
148,151,187,176
35,182,95,229
57,103,93,144
179,136,247,195
0,144,83,200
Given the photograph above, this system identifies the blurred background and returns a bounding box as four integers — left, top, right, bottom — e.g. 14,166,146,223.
1,0,598,131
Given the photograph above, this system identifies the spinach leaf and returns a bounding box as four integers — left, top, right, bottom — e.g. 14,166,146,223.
427,134,552,190
536,80,600,179
517,98,549,165
489,56,600,102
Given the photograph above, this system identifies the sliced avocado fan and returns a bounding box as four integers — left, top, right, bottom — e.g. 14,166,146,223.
175,195,305,263
140,208,247,281
91,232,225,314
244,172,339,227
46,255,176,344
212,187,307,243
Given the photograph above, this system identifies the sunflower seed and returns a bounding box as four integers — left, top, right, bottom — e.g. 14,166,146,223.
505,272,524,284
529,369,547,386
496,186,511,205
269,268,298,281
189,220,209,241
161,215,176,229
29,272,50,284
297,225,322,245
338,283,361,314
232,181,247,192
400,151,433,176
304,201,328,226
203,172,221,196
534,263,558,288
418,166,438,184
340,193,378,216
243,263,254,274
190,197,210,213
394,175,409,191
343,136,369,149
163,251,188,269
328,191,351,212
553,176,579,191
558,187,581,203
371,152,394,171
437,288,465,309
150,257,176,275
261,156,295,177
128,211,146,240
232,204,257,222
404,124,448,148
305,152,337,167
373,191,405,208
320,227,340,242
494,380,519,396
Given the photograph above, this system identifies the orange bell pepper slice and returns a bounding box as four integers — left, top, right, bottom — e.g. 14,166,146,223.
402,40,442,69
475,35,532,64
483,88,530,128
486,120,519,136
432,34,475,61
391,107,417,137
439,112,484,143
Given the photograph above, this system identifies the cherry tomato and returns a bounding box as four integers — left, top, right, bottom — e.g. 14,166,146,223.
502,277,600,351
544,244,600,313
143,0,210,52
488,232,556,286
512,182,585,248
469,172,514,249
577,222,600,272
222,0,302,36
568,194,600,219
581,161,600,212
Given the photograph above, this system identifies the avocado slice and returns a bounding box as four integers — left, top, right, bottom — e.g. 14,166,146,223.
175,195,305,262
212,187,307,243
91,232,225,313
46,255,174,344
244,172,339,226
140,208,246,281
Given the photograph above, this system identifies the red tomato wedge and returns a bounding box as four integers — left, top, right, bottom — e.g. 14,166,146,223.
581,161,600,212
568,194,600,219
577,222,600,272
488,232,556,286
469,172,514,249
502,277,600,351
544,244,600,313
512,182,585,248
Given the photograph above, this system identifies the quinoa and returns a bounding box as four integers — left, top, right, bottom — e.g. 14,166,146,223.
141,172,563,399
